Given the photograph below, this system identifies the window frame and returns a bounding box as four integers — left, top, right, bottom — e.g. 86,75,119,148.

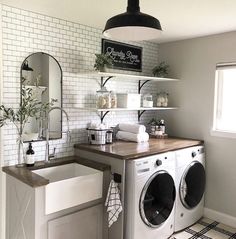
211,62,236,139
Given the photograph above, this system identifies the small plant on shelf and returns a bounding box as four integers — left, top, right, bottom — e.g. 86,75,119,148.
94,53,113,72
152,62,169,78
148,118,160,126
148,118,160,135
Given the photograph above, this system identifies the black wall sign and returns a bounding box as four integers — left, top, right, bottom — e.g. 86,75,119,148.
102,39,142,72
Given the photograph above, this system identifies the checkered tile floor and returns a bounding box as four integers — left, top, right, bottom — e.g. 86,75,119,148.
171,218,236,239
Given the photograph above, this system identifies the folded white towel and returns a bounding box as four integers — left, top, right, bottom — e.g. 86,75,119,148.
105,180,123,227
116,131,149,143
118,123,146,134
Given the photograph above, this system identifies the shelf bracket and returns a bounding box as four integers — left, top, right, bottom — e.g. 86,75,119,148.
138,80,150,93
100,111,110,123
138,110,146,121
101,76,114,88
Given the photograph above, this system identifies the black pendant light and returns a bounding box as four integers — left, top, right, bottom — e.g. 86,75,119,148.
103,0,162,41
22,60,33,71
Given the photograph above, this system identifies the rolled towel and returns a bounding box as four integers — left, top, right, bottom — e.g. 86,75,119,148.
116,131,149,143
118,123,146,134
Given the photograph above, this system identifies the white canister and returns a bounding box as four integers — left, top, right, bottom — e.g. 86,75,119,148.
143,94,153,107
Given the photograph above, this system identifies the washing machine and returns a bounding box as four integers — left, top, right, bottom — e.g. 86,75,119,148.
125,152,176,239
174,145,206,232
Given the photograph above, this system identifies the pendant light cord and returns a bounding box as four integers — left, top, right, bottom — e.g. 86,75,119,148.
127,0,140,12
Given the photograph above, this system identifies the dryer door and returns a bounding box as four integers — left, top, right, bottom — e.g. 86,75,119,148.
180,161,205,209
139,170,176,228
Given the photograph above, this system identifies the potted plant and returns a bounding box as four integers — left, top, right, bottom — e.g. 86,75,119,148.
0,83,55,166
148,118,160,135
94,53,113,72
152,62,169,78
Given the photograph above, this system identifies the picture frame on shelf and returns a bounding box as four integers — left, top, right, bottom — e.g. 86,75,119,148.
101,38,142,72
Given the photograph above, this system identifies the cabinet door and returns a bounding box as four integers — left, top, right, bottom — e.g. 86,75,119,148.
48,204,103,239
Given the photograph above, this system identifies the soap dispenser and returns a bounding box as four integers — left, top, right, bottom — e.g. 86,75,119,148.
26,142,35,167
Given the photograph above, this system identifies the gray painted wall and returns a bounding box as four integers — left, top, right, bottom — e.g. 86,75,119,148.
158,31,236,218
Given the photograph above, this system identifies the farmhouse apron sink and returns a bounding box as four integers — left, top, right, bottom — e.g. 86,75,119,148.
33,163,103,214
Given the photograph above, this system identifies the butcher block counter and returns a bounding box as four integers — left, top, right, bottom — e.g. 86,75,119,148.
74,137,203,160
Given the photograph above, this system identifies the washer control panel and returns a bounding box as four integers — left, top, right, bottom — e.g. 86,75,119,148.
191,147,205,158
134,152,175,175
156,159,162,166
176,145,205,168
191,151,197,158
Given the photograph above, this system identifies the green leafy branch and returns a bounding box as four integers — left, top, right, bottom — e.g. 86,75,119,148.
0,85,56,135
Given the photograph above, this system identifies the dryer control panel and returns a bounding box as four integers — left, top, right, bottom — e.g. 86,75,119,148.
175,145,205,168
134,152,175,175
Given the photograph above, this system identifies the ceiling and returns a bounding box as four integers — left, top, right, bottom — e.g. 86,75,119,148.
1,0,236,43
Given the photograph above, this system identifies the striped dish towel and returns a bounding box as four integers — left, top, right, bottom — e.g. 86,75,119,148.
105,179,123,227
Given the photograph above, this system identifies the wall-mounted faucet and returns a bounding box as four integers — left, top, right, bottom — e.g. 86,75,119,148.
45,107,70,162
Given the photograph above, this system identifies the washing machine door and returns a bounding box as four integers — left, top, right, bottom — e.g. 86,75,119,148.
180,161,205,209
139,170,176,228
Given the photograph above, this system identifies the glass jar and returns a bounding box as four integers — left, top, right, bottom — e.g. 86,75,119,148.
143,94,153,107
157,92,168,107
110,91,117,108
96,87,111,109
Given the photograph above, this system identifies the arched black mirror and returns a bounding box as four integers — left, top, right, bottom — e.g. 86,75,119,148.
20,52,62,142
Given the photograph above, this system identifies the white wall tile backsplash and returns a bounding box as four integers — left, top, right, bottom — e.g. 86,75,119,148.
1,4,160,165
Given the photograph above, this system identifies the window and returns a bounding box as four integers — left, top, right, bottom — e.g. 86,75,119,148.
212,63,236,138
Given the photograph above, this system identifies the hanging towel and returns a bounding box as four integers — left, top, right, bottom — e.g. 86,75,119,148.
116,131,149,143
118,123,146,134
105,179,123,227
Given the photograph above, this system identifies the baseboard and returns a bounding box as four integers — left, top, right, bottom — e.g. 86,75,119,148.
204,208,236,228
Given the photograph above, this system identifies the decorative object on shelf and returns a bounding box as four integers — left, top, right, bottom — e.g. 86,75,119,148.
117,93,141,108
96,87,112,109
94,53,113,72
152,62,169,77
157,91,169,107
102,39,142,72
143,94,153,108
102,0,162,41
110,91,117,108
0,83,54,166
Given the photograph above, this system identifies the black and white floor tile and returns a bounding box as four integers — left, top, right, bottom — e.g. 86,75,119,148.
171,218,236,239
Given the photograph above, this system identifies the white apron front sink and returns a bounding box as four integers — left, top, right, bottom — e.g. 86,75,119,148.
33,163,103,214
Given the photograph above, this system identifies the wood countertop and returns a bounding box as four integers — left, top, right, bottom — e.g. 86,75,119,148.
2,156,110,188
74,137,204,160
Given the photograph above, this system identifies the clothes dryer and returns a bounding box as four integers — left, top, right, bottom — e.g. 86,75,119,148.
125,152,176,239
174,145,205,232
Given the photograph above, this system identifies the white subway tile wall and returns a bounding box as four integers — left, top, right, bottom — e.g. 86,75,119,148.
1,4,160,166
